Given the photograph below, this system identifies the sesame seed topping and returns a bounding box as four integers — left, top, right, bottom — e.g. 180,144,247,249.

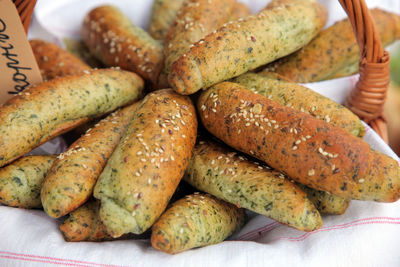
308,169,315,176
358,179,365,183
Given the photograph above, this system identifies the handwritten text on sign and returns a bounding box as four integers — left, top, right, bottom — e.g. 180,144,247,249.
0,0,42,105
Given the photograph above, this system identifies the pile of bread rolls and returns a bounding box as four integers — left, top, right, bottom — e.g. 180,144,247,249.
1,0,400,254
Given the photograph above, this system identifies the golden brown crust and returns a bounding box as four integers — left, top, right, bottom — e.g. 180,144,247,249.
41,103,140,218
232,72,364,137
168,1,327,95
184,140,322,231
30,39,91,81
151,193,245,254
269,8,400,82
158,0,236,88
60,201,114,242
81,5,164,84
94,89,198,237
197,82,400,202
0,68,144,168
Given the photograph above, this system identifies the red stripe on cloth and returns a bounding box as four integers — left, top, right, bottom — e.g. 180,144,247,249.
237,222,280,241
0,251,127,267
237,216,400,242
0,254,92,266
272,218,400,243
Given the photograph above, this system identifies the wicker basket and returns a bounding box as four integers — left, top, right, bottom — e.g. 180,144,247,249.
16,0,391,142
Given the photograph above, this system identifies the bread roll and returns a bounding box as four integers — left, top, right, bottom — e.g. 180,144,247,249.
168,0,327,94
30,39,91,81
81,5,164,84
151,193,245,254
197,82,400,202
148,0,186,41
296,184,350,215
94,89,197,237
0,155,55,208
60,200,115,242
0,68,144,167
41,102,140,218
159,0,236,88
184,140,322,231
232,72,364,137
269,8,400,82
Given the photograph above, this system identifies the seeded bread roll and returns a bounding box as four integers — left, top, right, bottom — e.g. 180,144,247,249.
268,8,400,83
94,89,197,237
60,200,150,242
158,0,236,88
151,193,245,254
184,140,322,231
60,200,116,242
297,183,350,215
81,5,164,84
41,103,139,218
0,155,56,208
168,0,326,95
30,39,91,81
0,68,144,168
148,0,186,41
232,72,364,137
197,82,400,202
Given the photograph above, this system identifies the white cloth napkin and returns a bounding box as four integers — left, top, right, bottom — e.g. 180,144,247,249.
2,0,400,266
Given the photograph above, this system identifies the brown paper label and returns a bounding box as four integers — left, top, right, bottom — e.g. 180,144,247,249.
0,0,42,105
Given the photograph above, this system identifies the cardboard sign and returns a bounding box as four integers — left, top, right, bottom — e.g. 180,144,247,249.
0,0,42,105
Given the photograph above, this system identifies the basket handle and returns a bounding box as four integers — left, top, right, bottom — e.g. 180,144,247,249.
339,0,390,142
13,0,37,33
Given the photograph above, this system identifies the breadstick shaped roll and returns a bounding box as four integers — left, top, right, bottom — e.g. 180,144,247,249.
148,0,186,41
60,200,149,242
41,102,140,218
168,0,326,94
151,193,245,254
296,183,350,215
0,68,144,168
30,39,91,81
159,0,236,88
60,200,116,242
232,72,364,137
184,140,322,231
197,82,400,202
94,89,197,237
81,5,164,84
269,8,400,82
0,156,55,208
